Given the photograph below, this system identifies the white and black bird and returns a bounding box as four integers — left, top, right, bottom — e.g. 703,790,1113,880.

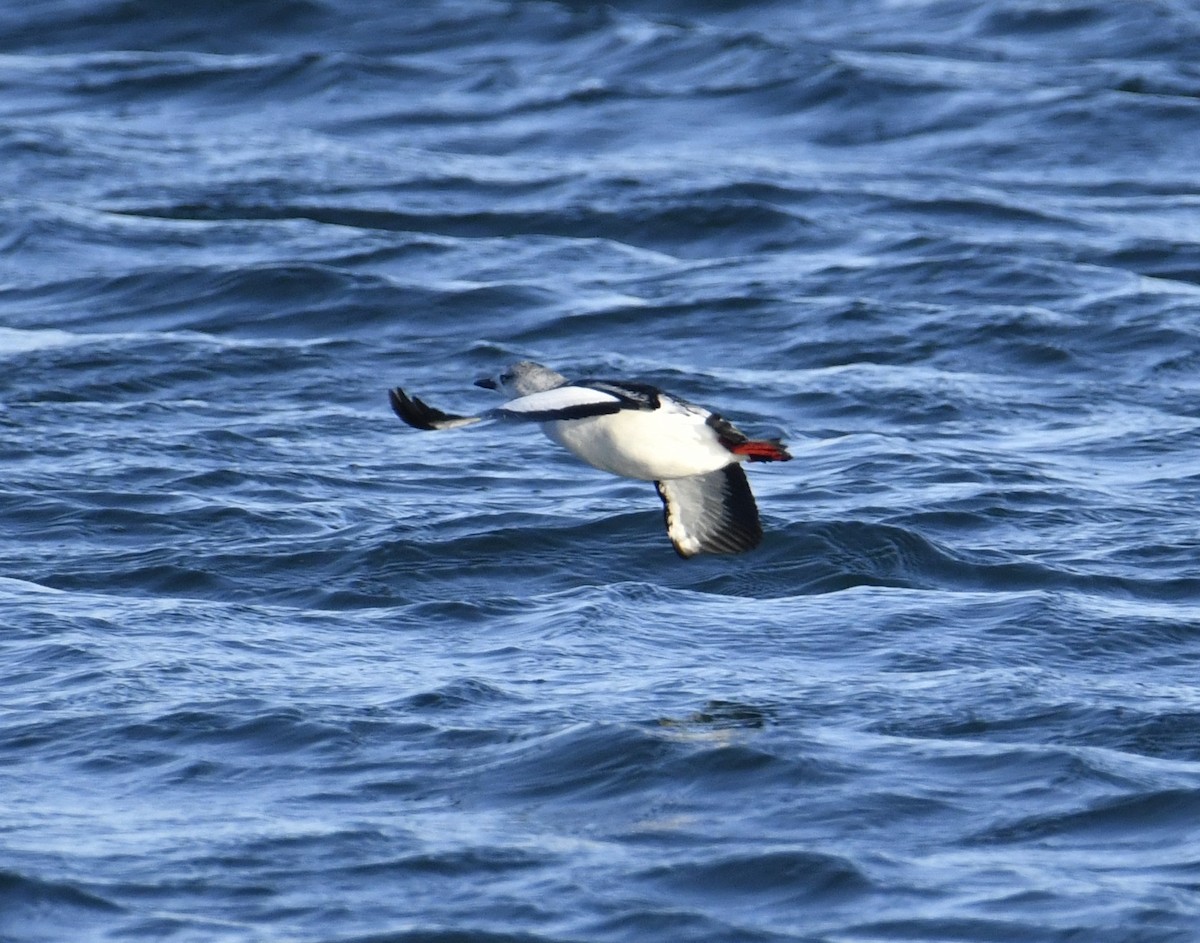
388,361,791,557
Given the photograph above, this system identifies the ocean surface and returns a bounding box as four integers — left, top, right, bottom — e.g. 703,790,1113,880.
3,2,1200,941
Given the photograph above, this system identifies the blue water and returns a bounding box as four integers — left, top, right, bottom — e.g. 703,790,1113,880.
3,2,1200,941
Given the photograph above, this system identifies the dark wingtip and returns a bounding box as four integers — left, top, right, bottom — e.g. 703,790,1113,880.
388,387,440,430
389,387,479,430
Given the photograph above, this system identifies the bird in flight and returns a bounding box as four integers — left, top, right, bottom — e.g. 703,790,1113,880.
389,361,790,557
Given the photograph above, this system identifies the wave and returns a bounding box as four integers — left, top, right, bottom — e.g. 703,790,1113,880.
4,2,1200,942
0,870,125,943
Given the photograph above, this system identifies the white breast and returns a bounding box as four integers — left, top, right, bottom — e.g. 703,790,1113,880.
543,399,734,481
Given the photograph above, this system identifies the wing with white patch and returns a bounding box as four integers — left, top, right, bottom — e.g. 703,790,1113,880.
390,383,626,431
489,385,626,422
573,379,661,410
655,465,763,557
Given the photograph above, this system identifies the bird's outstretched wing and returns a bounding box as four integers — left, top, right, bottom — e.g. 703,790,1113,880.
655,464,763,557
389,384,631,430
